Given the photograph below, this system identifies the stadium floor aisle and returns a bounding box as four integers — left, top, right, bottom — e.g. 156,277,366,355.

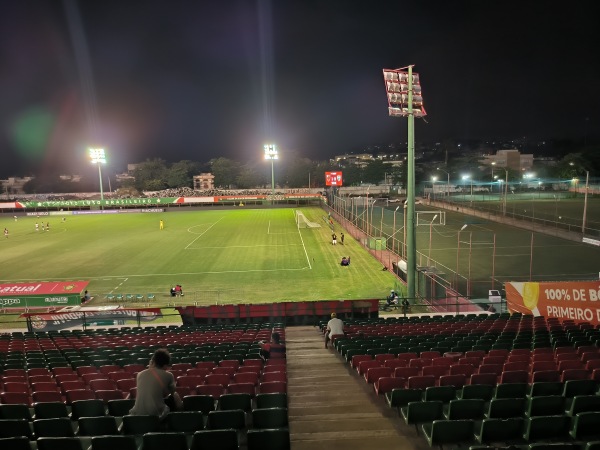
285,326,430,450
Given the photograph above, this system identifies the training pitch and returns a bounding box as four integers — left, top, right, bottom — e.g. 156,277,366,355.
0,207,398,305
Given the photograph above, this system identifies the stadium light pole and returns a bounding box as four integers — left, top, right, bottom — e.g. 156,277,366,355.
437,167,450,197
455,224,468,289
393,205,400,255
427,214,438,266
264,144,278,199
89,148,106,206
383,65,426,302
582,170,589,234
431,176,438,201
503,169,509,215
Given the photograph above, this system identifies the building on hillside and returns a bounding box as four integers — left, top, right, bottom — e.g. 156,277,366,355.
480,149,533,172
0,177,34,196
193,173,215,190
332,153,374,168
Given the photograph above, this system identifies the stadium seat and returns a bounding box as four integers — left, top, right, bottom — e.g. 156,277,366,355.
485,397,526,419
90,435,138,450
401,400,443,432
570,411,600,441
120,414,161,435
523,415,570,442
0,436,31,450
33,417,75,437
251,407,288,429
218,393,252,412
525,395,566,417
422,419,474,448
207,409,246,430
71,399,106,419
33,401,69,420
77,416,119,436
183,395,216,414
141,432,189,450
247,428,290,450
190,429,239,450
444,398,486,420
36,437,83,450
374,377,405,396
165,411,205,433
474,417,524,445
255,393,287,409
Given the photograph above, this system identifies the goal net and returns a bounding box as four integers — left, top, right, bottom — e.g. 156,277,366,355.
295,210,321,229
416,211,446,226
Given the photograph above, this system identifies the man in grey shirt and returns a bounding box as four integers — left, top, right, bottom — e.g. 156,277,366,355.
325,312,344,349
129,348,182,419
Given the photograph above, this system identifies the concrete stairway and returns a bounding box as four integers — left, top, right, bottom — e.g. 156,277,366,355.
285,326,430,450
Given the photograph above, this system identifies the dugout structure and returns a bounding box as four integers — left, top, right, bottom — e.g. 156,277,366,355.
295,210,321,229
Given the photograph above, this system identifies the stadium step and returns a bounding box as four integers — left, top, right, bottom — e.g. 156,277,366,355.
284,326,430,450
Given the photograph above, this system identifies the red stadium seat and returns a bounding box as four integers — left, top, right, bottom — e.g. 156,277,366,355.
394,367,420,379
195,384,225,398
438,375,466,388
499,370,529,384
365,367,393,384
406,375,436,390
374,377,405,395
259,381,287,394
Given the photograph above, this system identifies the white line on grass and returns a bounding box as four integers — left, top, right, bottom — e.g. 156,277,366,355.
295,210,312,269
185,217,224,249
187,244,303,250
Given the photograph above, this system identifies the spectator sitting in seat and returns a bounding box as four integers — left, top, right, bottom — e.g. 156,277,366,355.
258,332,286,360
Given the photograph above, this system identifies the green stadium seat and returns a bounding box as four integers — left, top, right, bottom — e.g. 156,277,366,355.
444,399,486,420
0,436,31,450
422,419,474,448
523,415,570,442
91,435,138,450
401,401,444,432
36,437,84,450
570,411,600,441
247,428,290,450
385,388,423,414
190,429,239,450
485,397,526,419
475,417,524,445
141,432,189,450
458,384,495,401
165,411,205,433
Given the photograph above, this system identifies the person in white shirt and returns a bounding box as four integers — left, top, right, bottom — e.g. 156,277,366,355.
325,312,344,349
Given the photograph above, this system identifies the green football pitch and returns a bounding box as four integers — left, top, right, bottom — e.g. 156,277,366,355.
0,207,399,305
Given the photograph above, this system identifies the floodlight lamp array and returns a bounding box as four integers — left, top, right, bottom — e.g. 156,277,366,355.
264,144,278,160
382,69,427,118
89,148,106,164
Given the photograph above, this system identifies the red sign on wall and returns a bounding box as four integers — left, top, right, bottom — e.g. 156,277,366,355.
505,281,600,325
325,172,342,187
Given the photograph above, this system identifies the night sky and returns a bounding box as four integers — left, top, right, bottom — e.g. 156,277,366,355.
0,0,598,178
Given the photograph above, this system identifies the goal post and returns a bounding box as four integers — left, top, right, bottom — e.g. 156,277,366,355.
416,211,446,226
295,210,321,229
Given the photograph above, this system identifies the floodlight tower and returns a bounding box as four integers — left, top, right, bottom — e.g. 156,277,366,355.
264,144,278,198
383,65,426,302
89,148,106,204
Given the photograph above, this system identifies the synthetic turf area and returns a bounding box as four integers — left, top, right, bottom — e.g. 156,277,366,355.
0,207,398,304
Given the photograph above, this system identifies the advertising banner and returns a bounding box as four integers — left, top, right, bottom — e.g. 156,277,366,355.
0,281,89,309
21,306,163,331
505,281,600,324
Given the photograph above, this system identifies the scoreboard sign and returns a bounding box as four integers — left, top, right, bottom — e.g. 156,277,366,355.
325,172,342,187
